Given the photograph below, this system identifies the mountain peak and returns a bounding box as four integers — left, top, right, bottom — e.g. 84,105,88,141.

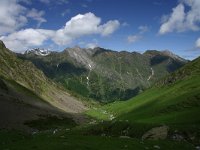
161,50,186,62
25,48,51,56
144,50,187,62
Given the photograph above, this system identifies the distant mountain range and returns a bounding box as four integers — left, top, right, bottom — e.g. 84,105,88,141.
18,46,187,102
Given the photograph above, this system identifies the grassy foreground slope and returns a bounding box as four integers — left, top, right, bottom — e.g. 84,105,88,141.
0,130,194,150
86,57,200,142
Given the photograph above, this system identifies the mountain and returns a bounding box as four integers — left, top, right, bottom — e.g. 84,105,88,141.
25,48,51,56
18,47,187,102
87,56,200,142
0,40,87,129
0,40,197,149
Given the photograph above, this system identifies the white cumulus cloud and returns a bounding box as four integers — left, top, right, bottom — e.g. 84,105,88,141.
0,29,54,52
0,0,27,35
159,0,200,34
0,12,120,52
52,12,120,45
99,20,120,36
196,38,200,48
86,43,98,49
0,0,47,35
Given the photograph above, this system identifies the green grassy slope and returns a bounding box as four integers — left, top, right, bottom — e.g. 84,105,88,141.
86,57,200,142
87,76,200,123
87,56,200,121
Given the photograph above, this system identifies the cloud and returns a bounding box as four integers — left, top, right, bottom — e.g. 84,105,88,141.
159,0,200,34
19,0,32,5
61,9,70,17
138,25,149,34
81,4,88,8
0,0,47,35
27,8,46,27
38,0,50,4
0,0,27,35
159,4,185,34
99,20,120,36
1,12,120,51
0,28,54,52
126,25,148,44
38,0,68,4
196,38,200,48
127,35,141,43
52,12,101,45
52,12,120,45
56,0,68,5
86,42,98,49
122,22,129,27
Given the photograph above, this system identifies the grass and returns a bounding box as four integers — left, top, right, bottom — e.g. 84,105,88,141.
86,75,200,124
0,130,196,150
0,75,199,149
85,74,200,144
24,116,77,131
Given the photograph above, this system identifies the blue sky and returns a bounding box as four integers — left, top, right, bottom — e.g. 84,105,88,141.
0,0,200,60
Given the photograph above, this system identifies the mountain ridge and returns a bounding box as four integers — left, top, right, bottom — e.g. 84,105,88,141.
18,45,187,102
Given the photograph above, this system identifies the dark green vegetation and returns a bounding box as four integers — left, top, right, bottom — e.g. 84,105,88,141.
0,130,195,150
24,116,77,130
18,47,187,102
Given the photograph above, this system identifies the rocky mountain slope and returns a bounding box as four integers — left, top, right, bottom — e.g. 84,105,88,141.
0,76,69,130
18,46,187,102
0,40,87,129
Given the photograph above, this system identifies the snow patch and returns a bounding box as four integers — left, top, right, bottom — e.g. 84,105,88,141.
25,48,51,56
147,68,154,81
89,64,91,68
86,76,89,86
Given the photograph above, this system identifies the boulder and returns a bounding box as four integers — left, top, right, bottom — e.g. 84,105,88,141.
142,125,169,140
